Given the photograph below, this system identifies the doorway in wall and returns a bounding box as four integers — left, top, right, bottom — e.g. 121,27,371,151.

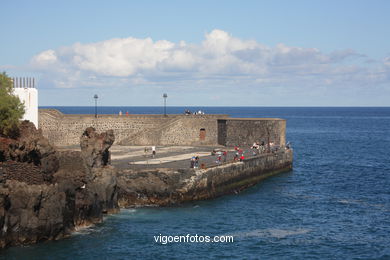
199,128,206,140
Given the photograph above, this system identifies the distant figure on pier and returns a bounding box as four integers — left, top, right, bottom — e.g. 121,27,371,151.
234,147,239,161
195,156,199,168
190,156,195,168
216,151,222,164
151,146,156,158
251,142,260,155
260,141,265,153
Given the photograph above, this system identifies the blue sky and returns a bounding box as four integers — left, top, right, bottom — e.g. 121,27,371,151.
1,0,390,106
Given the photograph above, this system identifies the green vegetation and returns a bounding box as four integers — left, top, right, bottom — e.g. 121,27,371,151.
0,72,25,137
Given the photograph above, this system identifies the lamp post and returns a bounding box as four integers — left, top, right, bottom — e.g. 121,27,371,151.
94,94,98,118
163,93,168,117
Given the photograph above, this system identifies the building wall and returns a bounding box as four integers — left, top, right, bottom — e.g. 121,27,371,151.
218,118,286,147
13,88,38,128
159,115,222,146
118,115,222,146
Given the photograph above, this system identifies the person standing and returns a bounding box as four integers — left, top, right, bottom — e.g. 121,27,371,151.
216,151,222,164
195,156,199,168
152,146,156,158
190,156,195,168
234,150,239,161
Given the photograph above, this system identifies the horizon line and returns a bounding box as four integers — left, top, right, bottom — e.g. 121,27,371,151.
39,105,390,108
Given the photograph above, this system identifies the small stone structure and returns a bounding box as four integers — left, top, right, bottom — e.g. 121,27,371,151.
38,109,286,147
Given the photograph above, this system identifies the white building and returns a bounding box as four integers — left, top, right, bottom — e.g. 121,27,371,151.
12,78,38,128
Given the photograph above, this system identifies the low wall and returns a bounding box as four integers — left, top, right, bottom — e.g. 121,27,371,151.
117,149,293,207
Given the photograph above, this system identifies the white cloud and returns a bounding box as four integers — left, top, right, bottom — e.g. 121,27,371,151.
32,49,57,65
30,29,387,89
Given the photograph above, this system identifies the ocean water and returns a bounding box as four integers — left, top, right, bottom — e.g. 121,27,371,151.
2,107,390,260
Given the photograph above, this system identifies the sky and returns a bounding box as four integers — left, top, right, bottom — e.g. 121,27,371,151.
1,0,390,106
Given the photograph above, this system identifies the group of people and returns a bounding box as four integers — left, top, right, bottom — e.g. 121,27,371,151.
251,141,266,155
252,141,292,153
118,111,129,116
214,150,228,164
190,156,200,168
144,146,156,158
184,109,206,115
233,147,245,162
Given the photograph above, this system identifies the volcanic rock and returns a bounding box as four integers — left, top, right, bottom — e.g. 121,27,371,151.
80,127,115,170
0,121,59,181
0,125,119,248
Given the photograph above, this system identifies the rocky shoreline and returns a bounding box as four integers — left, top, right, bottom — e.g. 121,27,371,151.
0,123,292,249
0,122,118,248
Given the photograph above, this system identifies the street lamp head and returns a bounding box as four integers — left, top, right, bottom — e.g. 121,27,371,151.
163,93,167,98
94,94,98,99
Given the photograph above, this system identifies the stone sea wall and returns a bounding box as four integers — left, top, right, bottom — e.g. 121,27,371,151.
39,109,229,146
39,109,169,146
39,109,287,148
117,149,293,207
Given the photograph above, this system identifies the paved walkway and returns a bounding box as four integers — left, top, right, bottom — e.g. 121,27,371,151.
57,144,265,170
130,152,212,165
110,145,262,170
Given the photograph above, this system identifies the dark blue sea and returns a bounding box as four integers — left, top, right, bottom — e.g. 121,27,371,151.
2,107,390,260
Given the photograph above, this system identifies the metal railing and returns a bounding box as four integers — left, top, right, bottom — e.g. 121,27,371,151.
11,77,36,88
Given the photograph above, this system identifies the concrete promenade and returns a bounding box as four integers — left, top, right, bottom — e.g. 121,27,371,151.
58,145,267,170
